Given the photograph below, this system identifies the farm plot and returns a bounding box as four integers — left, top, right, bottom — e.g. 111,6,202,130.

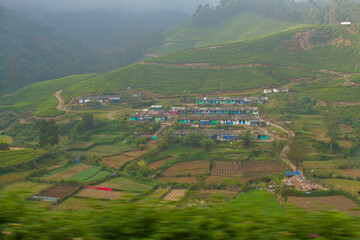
102,151,146,168
157,177,197,184
0,181,53,198
211,161,241,177
162,189,187,201
95,177,152,192
38,185,79,200
66,166,101,182
0,149,45,168
342,169,360,180
237,190,283,213
53,197,117,211
43,164,92,181
76,188,137,200
85,171,111,182
241,161,285,179
287,196,360,216
136,188,169,205
322,179,360,198
184,190,238,207
163,160,210,177
206,176,243,185
149,158,173,170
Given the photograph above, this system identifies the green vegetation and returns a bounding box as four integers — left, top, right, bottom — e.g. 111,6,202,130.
237,190,284,213
66,166,101,182
0,150,45,168
0,181,53,197
86,171,111,182
0,74,93,116
0,135,13,144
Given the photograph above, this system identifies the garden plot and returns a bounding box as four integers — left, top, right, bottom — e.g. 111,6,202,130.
184,190,238,207
287,196,360,216
163,160,210,177
38,185,79,200
76,188,137,200
136,188,169,205
95,177,152,192
148,158,173,170
241,161,285,178
162,189,187,201
66,166,102,182
102,151,146,168
237,190,283,213
157,177,197,184
0,149,45,168
43,164,92,181
206,176,243,185
211,161,241,177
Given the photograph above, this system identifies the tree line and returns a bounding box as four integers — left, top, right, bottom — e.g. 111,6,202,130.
192,0,360,26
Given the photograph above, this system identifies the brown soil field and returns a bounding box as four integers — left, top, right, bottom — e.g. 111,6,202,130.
157,177,197,184
163,160,210,177
102,151,146,168
211,161,241,177
44,165,92,181
287,196,360,216
162,189,187,201
149,158,173,170
342,169,360,179
241,161,285,172
77,189,133,200
39,185,79,199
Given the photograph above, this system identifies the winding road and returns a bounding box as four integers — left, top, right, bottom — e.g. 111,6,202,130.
55,90,65,111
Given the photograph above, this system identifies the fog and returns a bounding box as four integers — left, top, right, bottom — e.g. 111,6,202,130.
0,0,220,14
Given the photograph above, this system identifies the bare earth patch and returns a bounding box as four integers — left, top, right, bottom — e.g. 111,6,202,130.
211,161,241,177
77,189,131,200
241,161,286,172
149,158,173,170
162,189,187,201
342,169,360,180
163,160,210,177
102,151,146,168
39,185,79,199
44,165,92,181
287,196,360,216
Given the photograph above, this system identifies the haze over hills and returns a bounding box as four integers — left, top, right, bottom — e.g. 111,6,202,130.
1,23,359,117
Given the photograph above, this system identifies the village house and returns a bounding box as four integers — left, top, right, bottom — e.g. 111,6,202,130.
173,129,268,141
196,96,268,105
169,106,259,115
177,115,261,126
79,94,142,104
130,112,171,122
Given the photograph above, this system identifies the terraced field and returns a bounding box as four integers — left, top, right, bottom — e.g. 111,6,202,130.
102,151,146,168
95,177,152,192
77,189,137,200
43,164,93,181
163,160,210,177
0,150,46,168
162,189,187,201
211,161,241,177
0,181,54,198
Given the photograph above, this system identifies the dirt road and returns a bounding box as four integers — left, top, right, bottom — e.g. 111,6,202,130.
55,90,65,111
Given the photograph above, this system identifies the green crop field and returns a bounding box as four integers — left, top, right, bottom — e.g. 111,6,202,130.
322,179,360,198
0,150,46,168
99,177,152,192
0,135,13,144
0,181,53,198
237,190,284,213
148,12,300,55
66,166,101,182
85,171,111,182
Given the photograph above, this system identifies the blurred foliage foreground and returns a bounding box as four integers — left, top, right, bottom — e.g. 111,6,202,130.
1,194,360,239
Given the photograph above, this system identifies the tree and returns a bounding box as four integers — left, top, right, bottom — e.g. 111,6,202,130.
286,137,307,171
323,103,341,152
241,130,253,149
184,132,204,148
39,120,59,146
200,138,214,152
0,141,10,150
195,174,207,189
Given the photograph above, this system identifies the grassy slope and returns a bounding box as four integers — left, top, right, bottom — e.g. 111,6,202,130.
0,74,94,117
148,12,300,55
2,24,360,116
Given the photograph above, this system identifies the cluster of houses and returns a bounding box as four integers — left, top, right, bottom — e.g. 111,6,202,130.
130,105,172,122
169,106,259,115
176,115,261,126
173,129,268,141
283,173,325,192
195,96,268,105
79,94,142,104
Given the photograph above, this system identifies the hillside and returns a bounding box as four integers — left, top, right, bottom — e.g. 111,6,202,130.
1,24,360,116
0,6,100,94
147,12,301,56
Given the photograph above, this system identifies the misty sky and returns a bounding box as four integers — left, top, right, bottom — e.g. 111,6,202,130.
0,0,221,14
